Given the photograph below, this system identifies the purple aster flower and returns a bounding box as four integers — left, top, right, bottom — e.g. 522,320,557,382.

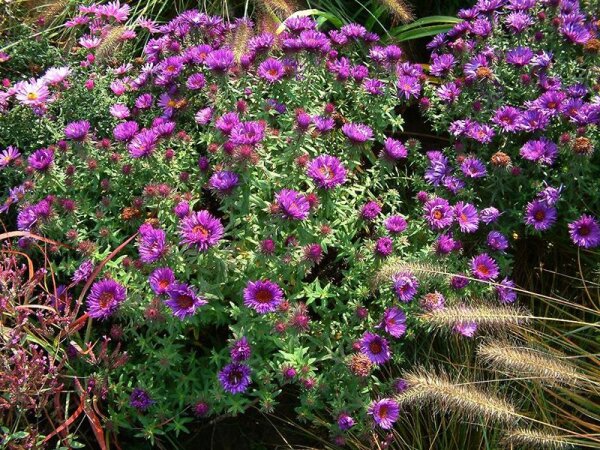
375,236,393,257
64,120,90,141
276,189,310,221
341,23,367,39
378,307,406,338
520,138,558,165
464,54,493,81
568,215,600,248
165,282,207,319
451,275,470,290
424,197,454,230
205,48,235,72
179,210,224,251
361,201,381,221
360,332,390,364
209,171,239,195
342,123,373,144
195,107,213,125
460,157,487,178
109,104,130,119
186,73,206,90
532,91,566,116
138,224,168,263
173,201,190,218
466,122,495,144
363,78,385,95
560,21,591,45
429,53,456,76
337,413,355,431
384,215,407,234
313,116,335,133
113,121,139,141
17,206,39,231
454,321,478,337
381,138,407,161
307,155,346,189
229,121,265,147
129,388,154,411
72,259,94,284
128,128,160,158
368,398,399,429
470,253,500,281
437,82,461,104
258,58,285,83
436,233,458,255
455,202,479,233
496,277,517,304
487,231,509,251
537,185,563,207
230,337,251,362
492,106,522,132
87,279,127,319
505,46,533,66
0,146,21,168
480,207,501,224
219,363,251,394
525,200,557,231
396,75,421,100
135,93,153,109
505,12,533,33
28,148,54,171
420,292,446,311
517,110,550,132
424,151,451,187
392,271,419,302
148,267,176,295
243,279,284,314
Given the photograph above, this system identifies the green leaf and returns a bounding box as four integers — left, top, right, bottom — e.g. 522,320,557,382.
393,24,458,41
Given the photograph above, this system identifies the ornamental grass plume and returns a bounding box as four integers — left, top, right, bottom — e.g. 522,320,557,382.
398,368,519,424
419,304,529,332
378,0,414,23
95,25,126,62
372,257,446,289
478,341,585,387
258,0,296,19
502,428,574,449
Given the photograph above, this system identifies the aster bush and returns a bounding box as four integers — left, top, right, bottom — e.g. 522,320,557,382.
422,0,600,255
1,0,599,448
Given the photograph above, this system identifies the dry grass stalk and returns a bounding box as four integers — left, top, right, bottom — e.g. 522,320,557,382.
478,341,584,386
502,428,574,449
419,304,529,330
96,26,126,63
378,0,414,23
398,369,519,424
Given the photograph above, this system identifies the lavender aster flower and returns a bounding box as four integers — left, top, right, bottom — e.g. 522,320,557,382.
460,157,487,178
205,48,235,72
219,363,251,394
243,279,284,314
0,146,20,168
179,210,224,251
487,231,509,251
375,236,393,257
480,207,501,224
165,282,207,319
455,202,479,233
396,75,421,100
138,224,168,263
342,123,373,144
230,337,251,362
276,189,310,221
148,267,175,295
520,138,558,165
470,253,500,280
258,58,285,83
307,155,346,189
72,260,94,284
392,272,419,302
382,138,407,161
28,148,54,171
337,413,355,430
378,307,406,338
496,277,517,303
113,121,139,141
384,215,407,234
129,388,154,411
87,279,127,319
64,120,90,141
568,214,600,248
368,398,399,429
361,201,381,221
524,200,557,231
209,171,239,194
424,197,454,230
454,321,478,337
359,332,390,364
